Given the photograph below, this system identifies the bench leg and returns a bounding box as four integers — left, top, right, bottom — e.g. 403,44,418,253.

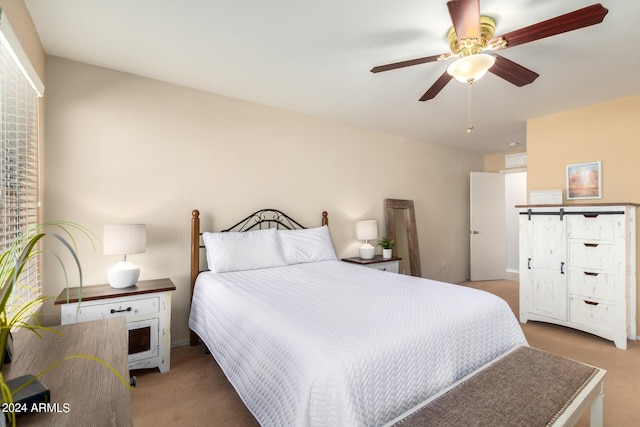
589,381,604,427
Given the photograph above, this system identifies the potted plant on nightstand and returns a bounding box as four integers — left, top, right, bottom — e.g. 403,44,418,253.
378,237,395,259
0,222,131,427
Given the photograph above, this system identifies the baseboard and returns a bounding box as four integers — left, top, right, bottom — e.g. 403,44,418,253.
171,339,190,348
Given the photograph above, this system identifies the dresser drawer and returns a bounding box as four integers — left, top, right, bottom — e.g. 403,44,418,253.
569,297,615,331
568,269,615,301
72,295,160,323
568,214,616,241
366,260,399,273
568,242,614,271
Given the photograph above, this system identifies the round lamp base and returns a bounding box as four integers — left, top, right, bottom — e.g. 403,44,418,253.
359,243,375,260
108,261,140,288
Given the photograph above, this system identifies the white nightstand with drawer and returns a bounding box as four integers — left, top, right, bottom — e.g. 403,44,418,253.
342,255,401,273
55,278,176,373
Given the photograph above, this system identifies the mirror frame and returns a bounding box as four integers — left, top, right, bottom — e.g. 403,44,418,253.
384,199,422,277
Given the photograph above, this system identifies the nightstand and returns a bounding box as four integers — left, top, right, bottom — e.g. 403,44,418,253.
55,278,176,373
342,255,401,273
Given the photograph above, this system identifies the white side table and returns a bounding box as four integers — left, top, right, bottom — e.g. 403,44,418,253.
342,255,401,273
55,278,176,373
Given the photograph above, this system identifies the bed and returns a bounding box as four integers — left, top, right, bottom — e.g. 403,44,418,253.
188,208,527,426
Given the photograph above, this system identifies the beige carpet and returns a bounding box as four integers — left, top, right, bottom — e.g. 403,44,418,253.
132,279,640,426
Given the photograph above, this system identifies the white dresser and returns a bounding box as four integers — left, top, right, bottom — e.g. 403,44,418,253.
518,203,637,349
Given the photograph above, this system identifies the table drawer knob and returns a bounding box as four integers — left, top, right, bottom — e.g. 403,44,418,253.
110,307,132,314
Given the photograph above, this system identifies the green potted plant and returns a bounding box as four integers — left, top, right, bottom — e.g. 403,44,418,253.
378,237,395,259
0,222,130,426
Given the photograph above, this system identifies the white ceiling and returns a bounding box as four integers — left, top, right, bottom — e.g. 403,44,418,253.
24,0,640,153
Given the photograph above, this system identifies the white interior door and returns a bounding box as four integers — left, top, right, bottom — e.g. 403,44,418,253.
470,172,506,281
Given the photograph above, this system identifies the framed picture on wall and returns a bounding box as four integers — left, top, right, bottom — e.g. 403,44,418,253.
566,161,602,200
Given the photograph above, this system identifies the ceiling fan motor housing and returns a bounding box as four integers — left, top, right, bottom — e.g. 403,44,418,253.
447,16,498,57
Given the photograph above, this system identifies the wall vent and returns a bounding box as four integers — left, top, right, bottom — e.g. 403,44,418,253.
505,153,527,168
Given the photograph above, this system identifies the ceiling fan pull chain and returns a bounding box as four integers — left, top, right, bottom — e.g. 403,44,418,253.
466,79,474,134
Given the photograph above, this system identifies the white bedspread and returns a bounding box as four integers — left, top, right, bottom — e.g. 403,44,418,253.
189,260,527,426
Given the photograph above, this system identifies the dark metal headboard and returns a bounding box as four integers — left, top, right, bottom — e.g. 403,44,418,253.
220,208,307,232
189,208,328,345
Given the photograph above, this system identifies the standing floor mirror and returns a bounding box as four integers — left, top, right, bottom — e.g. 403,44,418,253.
384,199,422,277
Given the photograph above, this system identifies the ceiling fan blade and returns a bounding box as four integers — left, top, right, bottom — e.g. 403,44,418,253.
489,55,539,87
419,72,454,101
447,0,480,41
493,3,608,49
370,54,443,73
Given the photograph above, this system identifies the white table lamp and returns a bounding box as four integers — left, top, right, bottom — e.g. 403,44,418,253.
356,220,378,260
103,224,146,288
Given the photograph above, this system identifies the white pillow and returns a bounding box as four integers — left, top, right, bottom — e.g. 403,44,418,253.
202,228,286,273
278,225,337,265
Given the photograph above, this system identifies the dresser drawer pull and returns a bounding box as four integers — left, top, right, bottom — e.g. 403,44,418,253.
583,213,600,218
584,301,599,306
583,243,599,248
584,271,599,277
110,307,132,314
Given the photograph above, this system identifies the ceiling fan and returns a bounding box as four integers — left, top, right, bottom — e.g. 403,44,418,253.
371,1,609,103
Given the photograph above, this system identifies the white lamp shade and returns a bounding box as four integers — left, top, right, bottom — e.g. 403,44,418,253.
103,224,147,255
447,53,496,83
355,220,378,241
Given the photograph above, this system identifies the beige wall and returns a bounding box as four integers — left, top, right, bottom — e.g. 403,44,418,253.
526,94,640,333
527,95,640,199
43,56,483,344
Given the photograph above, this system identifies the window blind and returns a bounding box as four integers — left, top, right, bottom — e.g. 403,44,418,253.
0,11,43,318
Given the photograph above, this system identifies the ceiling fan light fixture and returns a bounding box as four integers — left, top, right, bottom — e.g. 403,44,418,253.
447,53,496,83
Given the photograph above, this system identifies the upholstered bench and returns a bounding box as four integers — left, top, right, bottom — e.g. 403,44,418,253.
385,346,606,427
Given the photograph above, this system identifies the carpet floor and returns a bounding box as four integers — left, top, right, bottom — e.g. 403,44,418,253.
132,279,640,426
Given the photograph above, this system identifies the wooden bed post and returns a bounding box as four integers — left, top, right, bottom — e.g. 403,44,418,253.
322,211,328,226
190,209,200,346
